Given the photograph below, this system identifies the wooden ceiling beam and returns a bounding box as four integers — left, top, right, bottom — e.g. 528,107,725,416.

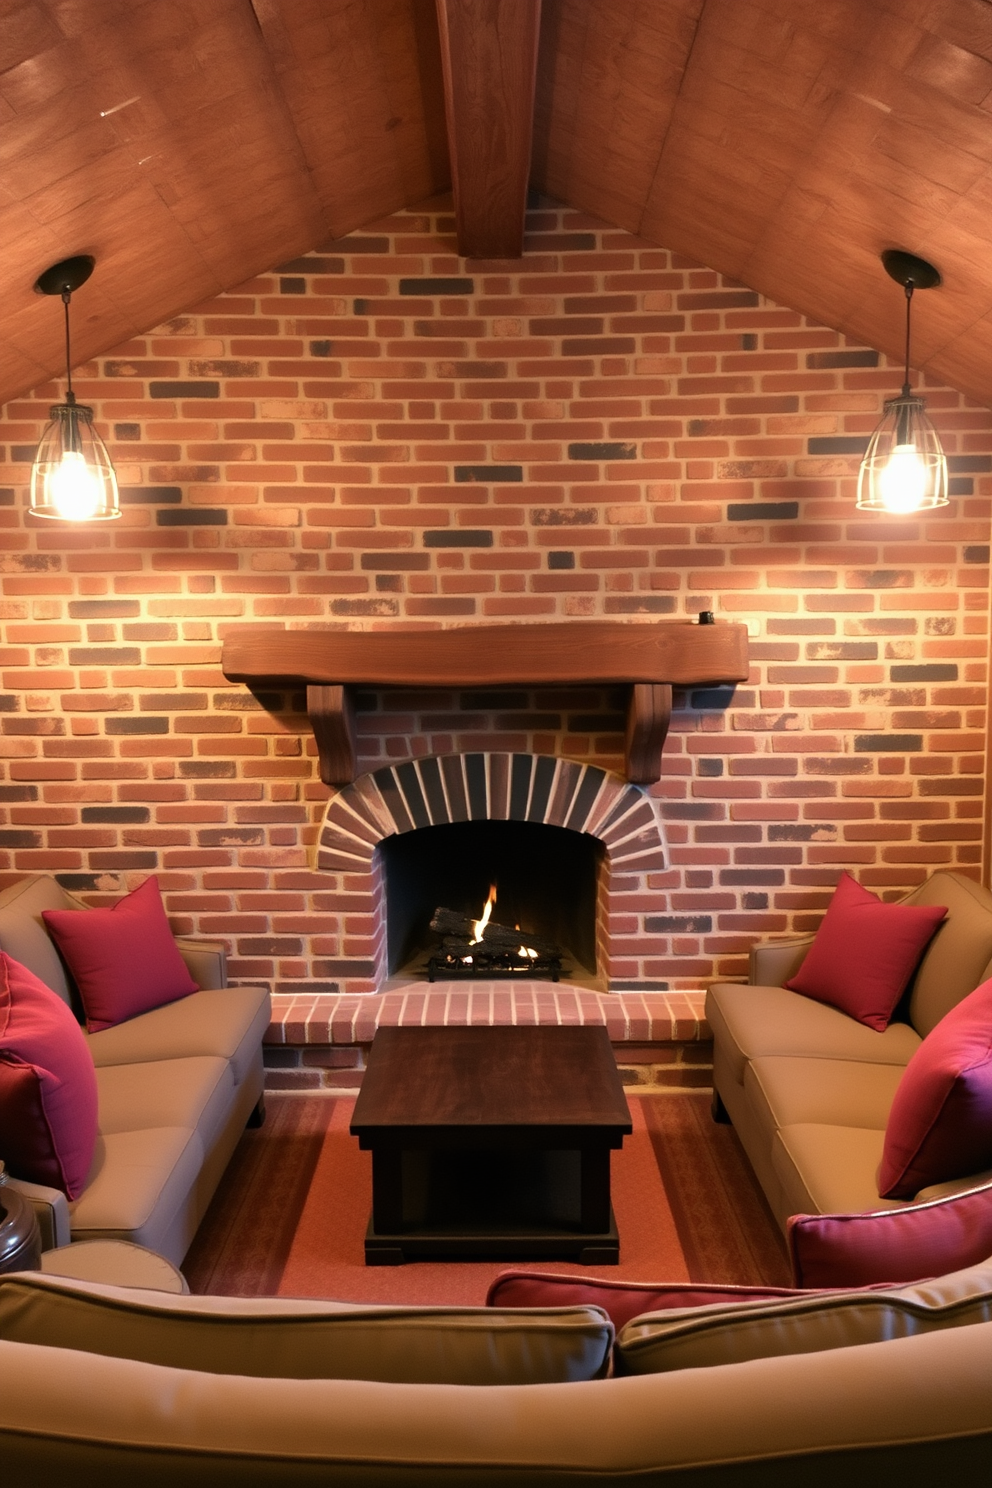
434,0,542,259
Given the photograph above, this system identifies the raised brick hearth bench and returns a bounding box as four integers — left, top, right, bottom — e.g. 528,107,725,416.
263,984,711,1095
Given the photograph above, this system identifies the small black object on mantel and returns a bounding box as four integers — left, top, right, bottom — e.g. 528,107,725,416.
697,610,715,625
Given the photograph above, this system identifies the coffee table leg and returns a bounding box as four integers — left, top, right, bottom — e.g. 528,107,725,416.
579,1146,611,1234
371,1146,404,1234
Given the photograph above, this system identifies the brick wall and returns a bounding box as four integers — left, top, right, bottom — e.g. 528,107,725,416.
1,195,989,995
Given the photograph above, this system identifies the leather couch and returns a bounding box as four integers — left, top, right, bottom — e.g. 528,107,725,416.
0,874,270,1264
706,870,992,1230
0,1267,990,1480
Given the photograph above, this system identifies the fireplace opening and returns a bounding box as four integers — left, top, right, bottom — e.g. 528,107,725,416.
380,819,604,985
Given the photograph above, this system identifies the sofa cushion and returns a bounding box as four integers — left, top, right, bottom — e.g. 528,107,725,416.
0,953,98,1199
486,1271,802,1330
705,982,920,1090
43,877,197,1032
744,1055,903,1137
614,1260,992,1375
789,1181,992,1288
878,977,992,1199
0,1275,614,1385
771,1123,901,1218
903,871,992,1037
68,1126,205,1247
784,872,946,1032
86,986,270,1087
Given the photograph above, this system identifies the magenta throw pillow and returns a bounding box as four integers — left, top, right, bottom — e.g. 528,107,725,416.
42,876,197,1032
789,1181,992,1288
877,977,992,1199
785,871,946,1031
0,951,98,1199
485,1271,802,1330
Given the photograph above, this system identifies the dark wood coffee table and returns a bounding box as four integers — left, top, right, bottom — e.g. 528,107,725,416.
350,1025,632,1265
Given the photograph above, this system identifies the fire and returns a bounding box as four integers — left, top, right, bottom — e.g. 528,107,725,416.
470,884,497,944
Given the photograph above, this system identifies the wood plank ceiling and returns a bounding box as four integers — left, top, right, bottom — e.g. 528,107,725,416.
2,0,991,412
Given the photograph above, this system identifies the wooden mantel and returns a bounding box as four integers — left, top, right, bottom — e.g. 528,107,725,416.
221,619,750,786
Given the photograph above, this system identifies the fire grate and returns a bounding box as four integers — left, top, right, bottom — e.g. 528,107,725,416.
427,947,562,982
428,901,564,983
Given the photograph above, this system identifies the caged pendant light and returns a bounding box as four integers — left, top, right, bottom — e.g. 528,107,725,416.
856,249,948,515
29,255,120,522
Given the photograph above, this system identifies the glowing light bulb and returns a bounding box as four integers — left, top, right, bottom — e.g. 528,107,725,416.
48,450,102,521
876,443,929,514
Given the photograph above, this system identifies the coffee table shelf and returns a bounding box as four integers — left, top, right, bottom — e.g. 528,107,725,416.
350,1025,632,1265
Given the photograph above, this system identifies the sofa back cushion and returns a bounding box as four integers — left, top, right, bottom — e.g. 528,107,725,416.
0,1275,613,1385
903,872,992,1036
0,876,77,1009
614,1260,992,1376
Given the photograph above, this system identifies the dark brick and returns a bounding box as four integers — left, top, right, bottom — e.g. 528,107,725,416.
114,423,141,440
889,664,959,682
645,915,713,933
678,291,760,309
690,686,737,710
728,501,799,521
0,785,37,800
149,381,221,398
949,478,974,496
807,436,870,454
454,465,523,482
157,509,228,526
697,759,724,777
312,959,376,977
742,893,768,909
523,232,596,250
69,600,141,618
399,277,474,294
854,734,924,752
360,552,431,570
0,696,19,713
423,530,493,548
317,237,389,255
719,869,786,885
89,852,159,869
0,830,40,846
105,718,169,735
568,713,625,732
54,874,106,891
0,489,13,506
237,938,303,955
947,455,992,472
532,507,598,526
68,648,141,665
741,333,758,350
81,807,151,823
769,824,837,841
548,551,575,569
964,546,990,564
310,341,333,356
331,598,399,616
179,761,237,778
806,351,879,368
277,256,345,272
279,277,306,294
568,442,637,460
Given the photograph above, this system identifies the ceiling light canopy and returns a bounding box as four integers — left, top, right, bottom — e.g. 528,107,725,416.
29,255,120,523
856,250,948,516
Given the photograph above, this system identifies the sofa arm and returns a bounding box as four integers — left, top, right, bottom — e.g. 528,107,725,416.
749,935,814,988
175,937,227,991
3,1176,70,1251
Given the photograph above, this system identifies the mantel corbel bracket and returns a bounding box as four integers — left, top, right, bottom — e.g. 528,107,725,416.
221,620,750,787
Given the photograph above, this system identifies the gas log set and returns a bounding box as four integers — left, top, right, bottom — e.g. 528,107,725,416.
427,887,563,982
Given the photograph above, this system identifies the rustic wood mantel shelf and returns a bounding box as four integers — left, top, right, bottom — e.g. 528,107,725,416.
221,620,750,786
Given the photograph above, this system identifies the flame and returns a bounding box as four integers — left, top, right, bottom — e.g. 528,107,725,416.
471,884,497,944
518,945,538,960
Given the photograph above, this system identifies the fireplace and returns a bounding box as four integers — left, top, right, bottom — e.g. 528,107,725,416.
316,751,668,994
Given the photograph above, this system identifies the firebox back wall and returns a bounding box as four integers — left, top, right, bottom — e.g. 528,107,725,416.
0,197,989,994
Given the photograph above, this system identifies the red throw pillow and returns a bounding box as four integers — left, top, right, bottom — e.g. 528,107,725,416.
0,951,98,1199
485,1271,802,1330
785,871,946,1031
42,876,197,1032
789,1181,992,1288
877,978,992,1199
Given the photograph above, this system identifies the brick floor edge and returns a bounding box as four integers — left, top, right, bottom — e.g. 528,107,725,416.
262,982,714,1095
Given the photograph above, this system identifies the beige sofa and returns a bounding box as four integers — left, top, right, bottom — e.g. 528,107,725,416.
0,1266,990,1479
0,875,270,1264
707,870,992,1229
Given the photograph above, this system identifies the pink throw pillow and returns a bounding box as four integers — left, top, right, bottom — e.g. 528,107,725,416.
789,1181,992,1287
486,1271,802,1330
0,951,98,1199
43,876,197,1032
785,871,946,1031
877,977,992,1199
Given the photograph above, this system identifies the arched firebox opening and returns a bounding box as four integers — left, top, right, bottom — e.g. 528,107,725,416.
379,818,605,983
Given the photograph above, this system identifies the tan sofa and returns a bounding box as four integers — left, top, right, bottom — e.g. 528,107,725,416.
0,874,270,1264
0,1267,990,1480
707,870,992,1229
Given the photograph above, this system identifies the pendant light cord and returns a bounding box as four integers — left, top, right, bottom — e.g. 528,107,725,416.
62,287,76,405
901,281,913,399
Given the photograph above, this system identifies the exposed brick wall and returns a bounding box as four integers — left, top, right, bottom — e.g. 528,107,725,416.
1,196,989,994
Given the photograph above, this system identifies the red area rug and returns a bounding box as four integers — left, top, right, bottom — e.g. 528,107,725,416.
183,1092,790,1302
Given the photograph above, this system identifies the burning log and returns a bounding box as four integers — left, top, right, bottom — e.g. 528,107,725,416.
430,906,561,958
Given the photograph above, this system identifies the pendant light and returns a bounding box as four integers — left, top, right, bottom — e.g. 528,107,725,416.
856,250,947,515
29,255,120,522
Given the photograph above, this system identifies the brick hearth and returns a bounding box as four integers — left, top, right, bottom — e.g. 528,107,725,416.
263,983,712,1095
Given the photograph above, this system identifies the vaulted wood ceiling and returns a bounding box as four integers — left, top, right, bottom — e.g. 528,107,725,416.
2,0,992,412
